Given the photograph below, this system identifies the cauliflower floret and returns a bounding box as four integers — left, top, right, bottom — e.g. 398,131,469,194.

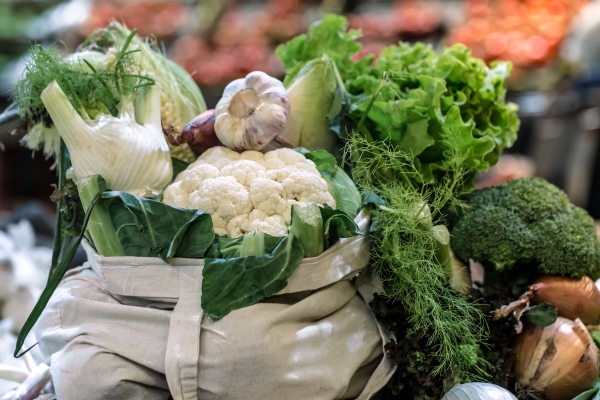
188,176,252,222
239,150,265,165
187,158,207,170
174,169,191,183
283,172,335,208
162,181,189,208
220,160,266,187
247,209,287,237
162,147,339,237
264,149,320,174
227,214,249,238
249,178,288,216
212,214,229,235
200,146,240,169
294,160,319,175
264,157,285,170
266,148,307,165
199,146,239,160
263,164,319,183
181,164,220,193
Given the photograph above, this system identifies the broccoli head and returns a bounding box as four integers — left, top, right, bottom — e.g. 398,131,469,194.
450,177,600,279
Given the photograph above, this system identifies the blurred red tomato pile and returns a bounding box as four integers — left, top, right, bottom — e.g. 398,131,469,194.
77,0,590,88
348,1,444,61
81,0,187,39
447,0,588,67
169,0,307,87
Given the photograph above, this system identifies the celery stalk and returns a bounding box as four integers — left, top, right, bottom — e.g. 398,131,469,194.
77,175,124,256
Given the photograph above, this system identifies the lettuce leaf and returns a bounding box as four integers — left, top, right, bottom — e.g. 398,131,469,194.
296,148,362,218
276,14,363,86
277,16,520,192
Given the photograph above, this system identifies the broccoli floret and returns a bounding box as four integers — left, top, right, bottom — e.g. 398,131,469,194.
450,177,600,279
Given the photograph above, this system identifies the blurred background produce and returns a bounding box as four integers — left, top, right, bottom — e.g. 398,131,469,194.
3,0,600,218
2,0,600,398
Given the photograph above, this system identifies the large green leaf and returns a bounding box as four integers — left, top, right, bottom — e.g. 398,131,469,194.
101,191,214,262
523,303,557,328
202,234,304,320
320,204,361,248
296,148,362,218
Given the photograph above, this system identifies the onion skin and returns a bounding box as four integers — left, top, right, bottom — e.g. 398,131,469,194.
515,317,599,400
531,276,600,325
441,383,517,399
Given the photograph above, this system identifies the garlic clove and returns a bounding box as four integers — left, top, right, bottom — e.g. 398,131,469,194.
515,317,599,400
531,275,600,325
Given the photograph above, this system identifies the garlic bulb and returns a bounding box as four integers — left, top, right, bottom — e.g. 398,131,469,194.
441,383,517,400
515,317,599,400
531,275,600,325
215,71,290,151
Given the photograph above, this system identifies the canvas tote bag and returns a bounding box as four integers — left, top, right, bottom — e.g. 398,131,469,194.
35,211,395,400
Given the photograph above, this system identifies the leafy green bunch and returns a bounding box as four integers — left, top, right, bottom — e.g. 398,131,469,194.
13,31,152,127
277,15,520,191
277,14,523,383
347,132,488,382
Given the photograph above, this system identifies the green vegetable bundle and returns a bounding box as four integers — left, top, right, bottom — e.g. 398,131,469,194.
11,26,362,359
450,177,600,284
277,14,520,191
276,14,521,388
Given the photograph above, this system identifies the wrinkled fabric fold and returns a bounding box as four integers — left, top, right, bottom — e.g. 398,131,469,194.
35,212,395,400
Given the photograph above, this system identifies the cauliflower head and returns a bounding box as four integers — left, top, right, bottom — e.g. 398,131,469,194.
162,146,335,237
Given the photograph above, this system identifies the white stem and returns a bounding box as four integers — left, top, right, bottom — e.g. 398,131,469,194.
11,363,51,400
119,96,136,120
40,81,91,150
135,85,162,128
0,365,28,383
22,350,35,372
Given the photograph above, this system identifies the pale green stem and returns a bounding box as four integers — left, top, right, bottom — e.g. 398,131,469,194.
40,81,90,151
290,203,323,258
135,85,161,128
77,175,124,256
240,231,266,257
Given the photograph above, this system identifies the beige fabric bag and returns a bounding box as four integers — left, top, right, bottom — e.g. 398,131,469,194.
35,212,395,400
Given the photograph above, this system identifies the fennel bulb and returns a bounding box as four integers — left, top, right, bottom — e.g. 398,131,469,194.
15,25,206,163
41,81,172,197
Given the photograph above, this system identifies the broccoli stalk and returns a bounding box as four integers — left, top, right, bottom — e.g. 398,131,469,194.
450,177,600,280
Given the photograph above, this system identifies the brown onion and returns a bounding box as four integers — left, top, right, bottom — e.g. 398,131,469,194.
531,276,600,325
515,317,599,400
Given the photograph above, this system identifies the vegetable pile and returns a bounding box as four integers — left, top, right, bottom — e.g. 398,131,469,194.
9,14,600,400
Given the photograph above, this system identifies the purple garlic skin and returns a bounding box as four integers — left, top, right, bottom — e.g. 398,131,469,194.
164,109,223,156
